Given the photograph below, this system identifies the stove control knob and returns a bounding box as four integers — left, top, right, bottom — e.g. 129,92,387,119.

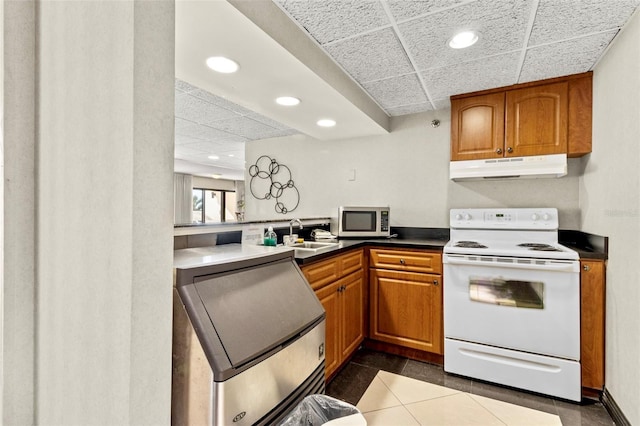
455,214,463,220
463,213,471,221
542,213,551,221
531,213,539,221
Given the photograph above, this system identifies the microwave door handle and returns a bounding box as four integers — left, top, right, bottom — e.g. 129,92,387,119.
444,255,578,273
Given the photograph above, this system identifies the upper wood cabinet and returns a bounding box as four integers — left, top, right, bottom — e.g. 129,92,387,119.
451,72,592,161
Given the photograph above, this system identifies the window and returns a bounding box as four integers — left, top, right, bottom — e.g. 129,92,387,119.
192,188,237,223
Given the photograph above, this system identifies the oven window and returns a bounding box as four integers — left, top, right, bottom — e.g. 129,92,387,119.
469,277,544,309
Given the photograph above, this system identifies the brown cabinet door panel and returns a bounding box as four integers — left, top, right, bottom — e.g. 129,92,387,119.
316,282,341,379
581,260,605,390
339,271,365,359
370,269,442,354
506,82,568,157
302,258,339,290
451,92,505,161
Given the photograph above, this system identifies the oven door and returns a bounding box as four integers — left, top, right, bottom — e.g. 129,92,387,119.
443,253,580,360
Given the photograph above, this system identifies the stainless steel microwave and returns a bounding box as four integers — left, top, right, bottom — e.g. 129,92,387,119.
337,206,390,238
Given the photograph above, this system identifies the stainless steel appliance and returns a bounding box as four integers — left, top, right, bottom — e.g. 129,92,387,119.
172,249,326,425
443,208,581,401
336,206,390,238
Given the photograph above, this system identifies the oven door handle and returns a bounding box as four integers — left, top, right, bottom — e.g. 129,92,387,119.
443,255,579,272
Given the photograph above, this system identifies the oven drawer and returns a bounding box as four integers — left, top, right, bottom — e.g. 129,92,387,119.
370,248,441,273
445,339,581,402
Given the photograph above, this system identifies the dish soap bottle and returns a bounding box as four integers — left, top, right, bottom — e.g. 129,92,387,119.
263,226,277,246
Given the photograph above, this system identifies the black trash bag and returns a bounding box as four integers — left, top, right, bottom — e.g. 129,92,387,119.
278,395,360,426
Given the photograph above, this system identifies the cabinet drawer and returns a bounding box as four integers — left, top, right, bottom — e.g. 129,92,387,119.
302,258,339,290
339,250,364,276
370,249,442,274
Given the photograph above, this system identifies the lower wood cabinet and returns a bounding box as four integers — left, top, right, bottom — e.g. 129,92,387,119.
301,249,365,380
581,259,606,393
369,248,443,355
369,268,442,354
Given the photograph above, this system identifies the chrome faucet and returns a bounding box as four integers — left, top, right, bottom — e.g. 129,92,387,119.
289,218,303,241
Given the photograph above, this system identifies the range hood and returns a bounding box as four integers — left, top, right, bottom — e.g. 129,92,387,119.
450,154,567,181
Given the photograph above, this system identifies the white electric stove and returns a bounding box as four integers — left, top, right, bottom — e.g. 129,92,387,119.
443,208,581,402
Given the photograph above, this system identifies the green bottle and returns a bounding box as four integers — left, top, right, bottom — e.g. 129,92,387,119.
264,226,277,246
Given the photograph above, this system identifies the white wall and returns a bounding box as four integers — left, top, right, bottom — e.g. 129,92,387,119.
246,111,581,229
2,2,36,423
584,8,640,424
1,2,175,424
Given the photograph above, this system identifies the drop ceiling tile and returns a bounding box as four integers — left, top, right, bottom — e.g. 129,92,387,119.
325,27,414,83
422,51,520,99
529,0,640,46
175,144,208,159
433,98,451,110
175,78,198,93
387,0,472,22
188,88,254,116
207,116,288,140
399,0,532,71
175,117,198,132
175,92,239,125
275,0,389,44
385,101,434,116
177,122,245,142
246,113,298,133
362,73,427,109
519,31,616,83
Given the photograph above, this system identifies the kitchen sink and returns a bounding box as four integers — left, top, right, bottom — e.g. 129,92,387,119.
290,241,338,255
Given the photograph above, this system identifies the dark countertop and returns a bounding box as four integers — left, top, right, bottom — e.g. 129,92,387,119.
294,227,608,265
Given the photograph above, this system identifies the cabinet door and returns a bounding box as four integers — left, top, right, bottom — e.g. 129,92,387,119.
581,259,605,390
451,92,505,161
370,269,442,354
506,82,568,157
315,282,341,380
339,270,365,360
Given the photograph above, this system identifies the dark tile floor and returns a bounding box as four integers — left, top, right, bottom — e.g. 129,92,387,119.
326,348,614,426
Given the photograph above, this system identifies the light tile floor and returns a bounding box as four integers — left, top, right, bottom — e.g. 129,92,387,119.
357,370,562,426
326,348,615,425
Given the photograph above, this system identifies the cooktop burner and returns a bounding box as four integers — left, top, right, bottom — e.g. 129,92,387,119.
454,241,488,249
518,243,563,252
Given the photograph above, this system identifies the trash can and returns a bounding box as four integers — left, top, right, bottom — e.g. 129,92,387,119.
278,395,367,426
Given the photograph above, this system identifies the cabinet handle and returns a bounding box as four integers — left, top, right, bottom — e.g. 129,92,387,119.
433,279,439,286
583,265,591,272
507,147,513,153
496,148,503,154
399,259,405,265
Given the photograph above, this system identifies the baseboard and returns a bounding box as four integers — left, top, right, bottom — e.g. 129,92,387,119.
601,387,631,426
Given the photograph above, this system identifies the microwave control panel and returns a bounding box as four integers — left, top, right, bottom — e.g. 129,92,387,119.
380,210,389,231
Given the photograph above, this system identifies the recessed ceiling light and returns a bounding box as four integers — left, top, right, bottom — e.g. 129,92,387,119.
228,154,235,157
208,155,220,160
317,119,336,128
448,31,478,49
276,96,301,106
206,56,239,73
211,174,222,179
